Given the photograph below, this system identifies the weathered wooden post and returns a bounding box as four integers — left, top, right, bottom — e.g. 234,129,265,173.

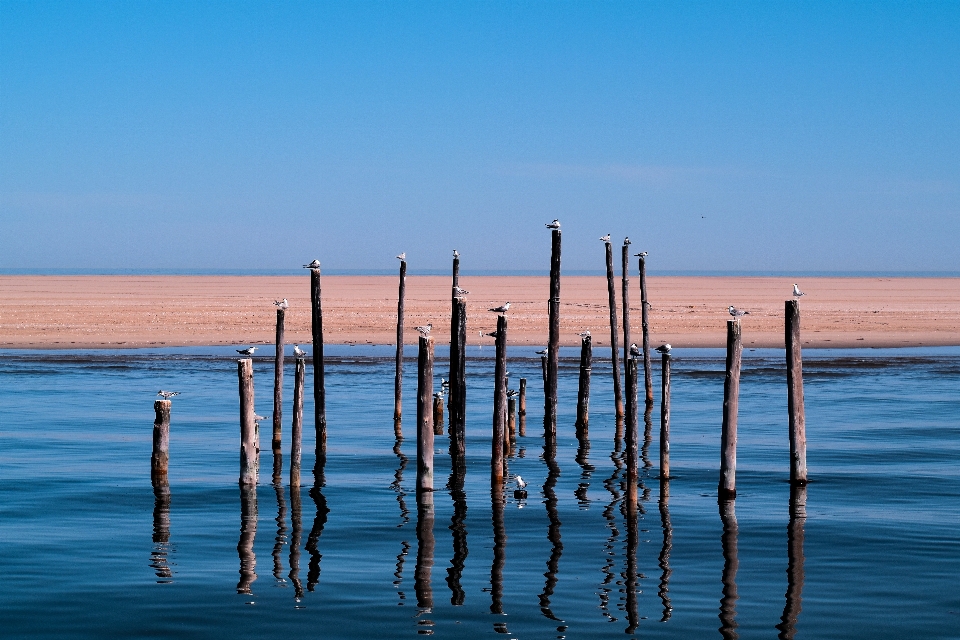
660,350,671,479
394,258,406,430
621,242,632,363
309,265,326,454
545,228,561,435
238,358,259,486
290,357,305,487
450,296,467,449
625,357,639,508
492,314,507,485
639,254,654,405
719,320,742,498
151,400,171,485
518,377,527,437
272,308,285,454
433,393,444,436
540,355,547,389
605,240,624,419
575,333,592,434
417,336,435,495
785,300,807,485
507,395,517,448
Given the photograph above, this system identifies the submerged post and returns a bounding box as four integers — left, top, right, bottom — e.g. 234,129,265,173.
309,266,326,454
660,350,671,479
395,258,406,428
605,240,624,419
719,320,742,498
625,357,639,508
416,336,435,495
575,333,592,434
433,393,444,436
785,300,808,485
151,400,171,484
273,308,285,453
544,228,561,436
290,357,305,487
518,378,527,437
492,314,508,485
238,358,259,485
639,253,653,405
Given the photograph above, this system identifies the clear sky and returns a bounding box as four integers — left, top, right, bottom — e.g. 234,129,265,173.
1,1,958,273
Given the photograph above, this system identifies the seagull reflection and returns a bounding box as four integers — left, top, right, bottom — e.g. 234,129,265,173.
288,484,304,600
272,478,288,586
719,498,740,639
575,431,595,509
776,485,807,640
150,482,173,583
414,493,436,633
539,433,565,632
306,478,329,591
237,484,258,595
658,481,674,621
599,421,624,621
445,465,468,605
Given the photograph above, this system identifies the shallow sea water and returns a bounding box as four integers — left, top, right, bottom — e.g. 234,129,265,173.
1,345,959,639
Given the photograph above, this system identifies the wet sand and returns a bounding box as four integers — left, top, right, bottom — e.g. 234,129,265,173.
1,275,958,349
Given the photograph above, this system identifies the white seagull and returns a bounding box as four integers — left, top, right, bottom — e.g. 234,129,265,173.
655,343,672,354
484,330,498,338
577,330,591,339
293,344,306,358
728,306,750,319
515,475,527,490
237,347,258,355
507,389,519,398
415,323,433,336
274,298,289,309
453,249,459,258
793,283,805,298
396,252,406,261
157,390,180,399
623,237,632,245
600,233,611,243
454,286,469,297
253,414,267,423
489,302,510,314
634,251,648,259
303,259,320,269
629,343,641,358
545,219,561,230
535,348,547,355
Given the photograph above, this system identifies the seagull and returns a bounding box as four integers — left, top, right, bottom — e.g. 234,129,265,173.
253,414,267,423
396,252,406,261
440,377,449,389
545,219,561,230
237,347,258,355
600,233,611,243
434,391,444,400
655,343,672,354
535,348,547,355
515,475,527,490
274,298,289,309
415,323,433,336
484,330,498,338
728,306,750,319
623,237,632,245
293,344,306,358
507,389,519,398
577,330,591,339
303,259,320,269
793,283,805,298
453,249,459,258
157,390,180,400
454,286,469,297
489,302,510,314
634,252,648,258
629,343,641,358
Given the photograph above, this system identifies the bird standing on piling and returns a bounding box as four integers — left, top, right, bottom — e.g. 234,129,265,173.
489,302,510,314
454,286,469,297
303,260,320,269
728,306,750,320
293,344,306,358
157,390,180,399
629,343,641,358
274,298,289,309
545,219,561,230
415,323,433,336
655,343,672,354
634,252,648,258
535,348,547,355
600,233,611,243
396,252,406,261
453,249,459,258
793,283,805,298
484,330,498,338
577,330,591,339
237,347,258,355
623,237,631,245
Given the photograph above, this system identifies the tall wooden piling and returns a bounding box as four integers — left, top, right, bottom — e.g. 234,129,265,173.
575,333,592,433
719,321,742,498
309,267,326,452
625,358,639,508
151,400,171,485
416,336,435,495
449,295,467,441
660,351,671,479
433,394,444,436
545,228,561,435
621,242,632,361
518,378,527,437
604,241,624,419
639,254,654,405
272,308,285,453
785,300,808,485
238,358,259,486
507,396,517,449
290,358,305,487
492,314,508,485
394,259,406,428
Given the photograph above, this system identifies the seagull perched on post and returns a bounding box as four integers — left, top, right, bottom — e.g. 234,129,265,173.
293,344,306,358
236,346,258,355
655,343,672,354
157,390,180,400
535,348,547,355
545,219,561,230
599,233,611,243
453,249,459,258
274,298,289,309
454,286,469,297
415,323,432,337
623,237,632,245
634,252,648,259
577,330,591,339
489,302,510,314
507,389,519,398
396,252,405,261
253,414,267,424
793,283,805,298
484,330,498,338
629,343,641,358
303,259,320,269
728,306,750,319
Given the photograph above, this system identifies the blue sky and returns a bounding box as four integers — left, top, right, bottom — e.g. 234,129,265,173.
1,1,958,273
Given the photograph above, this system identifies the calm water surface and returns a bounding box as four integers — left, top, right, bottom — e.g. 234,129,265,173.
1,346,958,638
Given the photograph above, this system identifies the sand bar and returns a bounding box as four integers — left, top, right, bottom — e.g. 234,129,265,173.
1,275,958,350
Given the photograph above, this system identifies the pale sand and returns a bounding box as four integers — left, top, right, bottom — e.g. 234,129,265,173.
1,275,958,349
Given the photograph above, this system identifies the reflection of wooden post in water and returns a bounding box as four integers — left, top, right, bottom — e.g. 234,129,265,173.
638,253,654,405
290,358,304,487
599,432,624,621
624,358,640,508
658,481,673,620
544,228,561,436
150,482,172,583
575,333,592,434
776,485,807,640
309,266,326,452
238,358,259,485
490,486,507,630
288,484,304,599
518,378,527,437
151,400,171,485
306,483,329,591
785,300,808,485
445,466,468,605
491,315,507,485
416,335,435,495
395,258,406,429
415,493,435,623
660,351,672,479
272,481,288,585
433,393,444,436
718,498,740,639
719,321,742,499
237,484,258,594
604,240,624,419
574,430,595,508
273,308,285,453
539,436,564,625
624,491,640,634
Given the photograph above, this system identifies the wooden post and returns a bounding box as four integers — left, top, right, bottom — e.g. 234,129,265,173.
290,358,305,487
719,321,742,498
625,357,639,508
639,254,654,405
605,241,624,419
448,253,460,430
507,396,517,447
545,228,561,435
660,351,671,479
785,300,808,485
433,394,444,435
272,308,285,454
492,314,507,485
238,358,259,486
518,378,527,437
540,355,547,389
416,336,435,495
151,400,171,485
621,242,632,364
309,267,326,453
575,333,592,434
450,295,467,442
395,259,406,428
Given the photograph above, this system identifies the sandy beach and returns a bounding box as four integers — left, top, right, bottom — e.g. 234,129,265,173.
1,275,958,350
